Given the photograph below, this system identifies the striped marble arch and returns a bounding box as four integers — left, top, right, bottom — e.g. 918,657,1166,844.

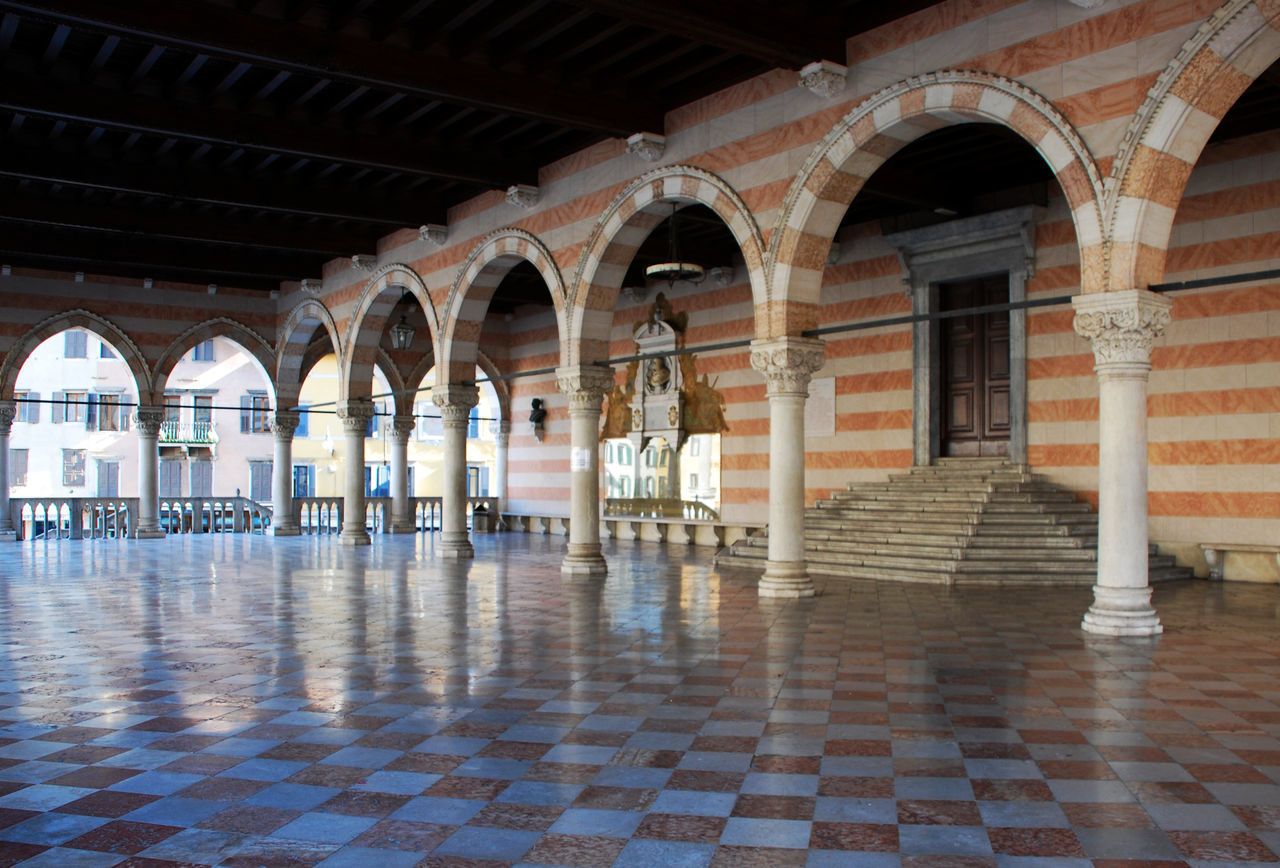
566,164,767,365
151,318,277,406
770,70,1107,326
342,263,439,403
438,228,566,384
277,298,341,411
0,309,151,404
1108,0,1280,293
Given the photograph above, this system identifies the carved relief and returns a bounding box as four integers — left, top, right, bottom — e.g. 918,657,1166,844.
1072,292,1172,367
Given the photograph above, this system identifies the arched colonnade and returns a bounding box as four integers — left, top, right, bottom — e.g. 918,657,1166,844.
0,0,1275,637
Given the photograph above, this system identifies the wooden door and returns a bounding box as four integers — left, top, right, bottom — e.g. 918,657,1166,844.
940,275,1010,456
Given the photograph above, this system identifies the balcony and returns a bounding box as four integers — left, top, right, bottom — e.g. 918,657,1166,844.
159,420,218,445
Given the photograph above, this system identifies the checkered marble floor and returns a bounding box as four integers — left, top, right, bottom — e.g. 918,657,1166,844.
0,534,1278,867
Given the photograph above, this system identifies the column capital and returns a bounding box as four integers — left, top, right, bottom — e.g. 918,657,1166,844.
556,365,614,413
336,400,376,435
750,337,825,396
1072,289,1171,370
390,415,416,441
0,400,15,435
133,405,166,436
432,385,479,427
270,411,301,439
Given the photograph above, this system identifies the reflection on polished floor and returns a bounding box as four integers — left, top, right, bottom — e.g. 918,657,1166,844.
0,534,1278,867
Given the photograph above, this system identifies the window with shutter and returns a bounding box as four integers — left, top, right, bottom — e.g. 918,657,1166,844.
295,405,309,437
10,449,28,486
84,394,98,430
64,331,87,358
51,391,65,424
240,395,251,433
65,392,87,424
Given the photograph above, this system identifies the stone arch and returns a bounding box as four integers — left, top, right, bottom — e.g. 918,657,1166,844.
342,263,439,402
438,228,567,383
150,318,277,405
771,70,1106,326
278,298,341,409
567,164,768,365
477,350,512,426
373,347,406,414
1108,0,1280,291
0,309,150,401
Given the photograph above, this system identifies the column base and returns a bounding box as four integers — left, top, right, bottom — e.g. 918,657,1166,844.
339,529,371,546
439,531,474,559
759,561,816,598
0,530,16,542
562,544,607,578
270,525,300,537
1081,585,1162,637
134,528,166,540
389,522,417,534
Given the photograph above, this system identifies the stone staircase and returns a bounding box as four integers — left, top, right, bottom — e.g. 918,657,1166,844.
715,457,1192,586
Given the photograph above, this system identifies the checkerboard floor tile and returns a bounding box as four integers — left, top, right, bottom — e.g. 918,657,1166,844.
0,534,1278,866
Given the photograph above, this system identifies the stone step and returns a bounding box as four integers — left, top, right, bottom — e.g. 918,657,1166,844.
715,459,1191,586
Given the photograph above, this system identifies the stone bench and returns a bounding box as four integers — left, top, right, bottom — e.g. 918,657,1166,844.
501,514,570,535
1200,543,1280,582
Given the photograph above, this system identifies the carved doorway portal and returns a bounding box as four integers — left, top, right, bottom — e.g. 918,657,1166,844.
940,274,1011,456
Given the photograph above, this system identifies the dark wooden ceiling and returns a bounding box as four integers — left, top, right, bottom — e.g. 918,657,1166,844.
0,1,1275,305
0,0,945,292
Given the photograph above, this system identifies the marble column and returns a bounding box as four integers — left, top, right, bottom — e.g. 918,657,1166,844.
0,401,16,541
433,385,479,559
389,415,416,533
336,400,376,546
1072,289,1172,637
133,406,166,539
556,365,615,578
269,411,301,536
492,420,511,502
749,337,826,598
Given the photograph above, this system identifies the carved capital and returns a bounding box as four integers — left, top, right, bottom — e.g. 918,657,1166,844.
270,411,301,439
506,184,539,209
626,131,666,162
336,400,377,435
750,337,826,397
1072,290,1171,370
556,365,615,414
418,223,448,246
0,400,15,435
390,414,417,441
799,60,848,97
432,385,479,428
134,405,166,437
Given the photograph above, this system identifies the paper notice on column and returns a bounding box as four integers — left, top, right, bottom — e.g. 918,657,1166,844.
805,376,835,438
570,447,592,471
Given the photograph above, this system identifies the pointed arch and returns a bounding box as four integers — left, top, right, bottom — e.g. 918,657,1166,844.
278,298,341,409
150,318,277,405
0,309,150,401
567,165,768,365
404,348,439,419
437,228,567,383
477,350,511,425
343,263,439,402
1108,0,1280,292
770,70,1106,330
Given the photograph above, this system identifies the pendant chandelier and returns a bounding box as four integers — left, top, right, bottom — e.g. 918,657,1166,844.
645,204,705,285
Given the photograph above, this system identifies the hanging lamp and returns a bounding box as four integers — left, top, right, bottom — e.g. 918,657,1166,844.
645,204,705,285
389,292,415,350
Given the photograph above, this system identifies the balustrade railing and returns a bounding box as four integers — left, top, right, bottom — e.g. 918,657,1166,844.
158,420,217,445
295,496,500,534
11,498,135,540
158,497,272,534
604,498,720,520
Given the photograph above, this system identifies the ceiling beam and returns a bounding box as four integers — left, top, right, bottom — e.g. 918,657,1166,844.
0,224,317,286
557,0,842,69
0,195,379,256
0,69,536,188
0,0,662,135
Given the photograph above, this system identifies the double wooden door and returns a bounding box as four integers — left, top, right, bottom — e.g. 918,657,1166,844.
940,275,1010,456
